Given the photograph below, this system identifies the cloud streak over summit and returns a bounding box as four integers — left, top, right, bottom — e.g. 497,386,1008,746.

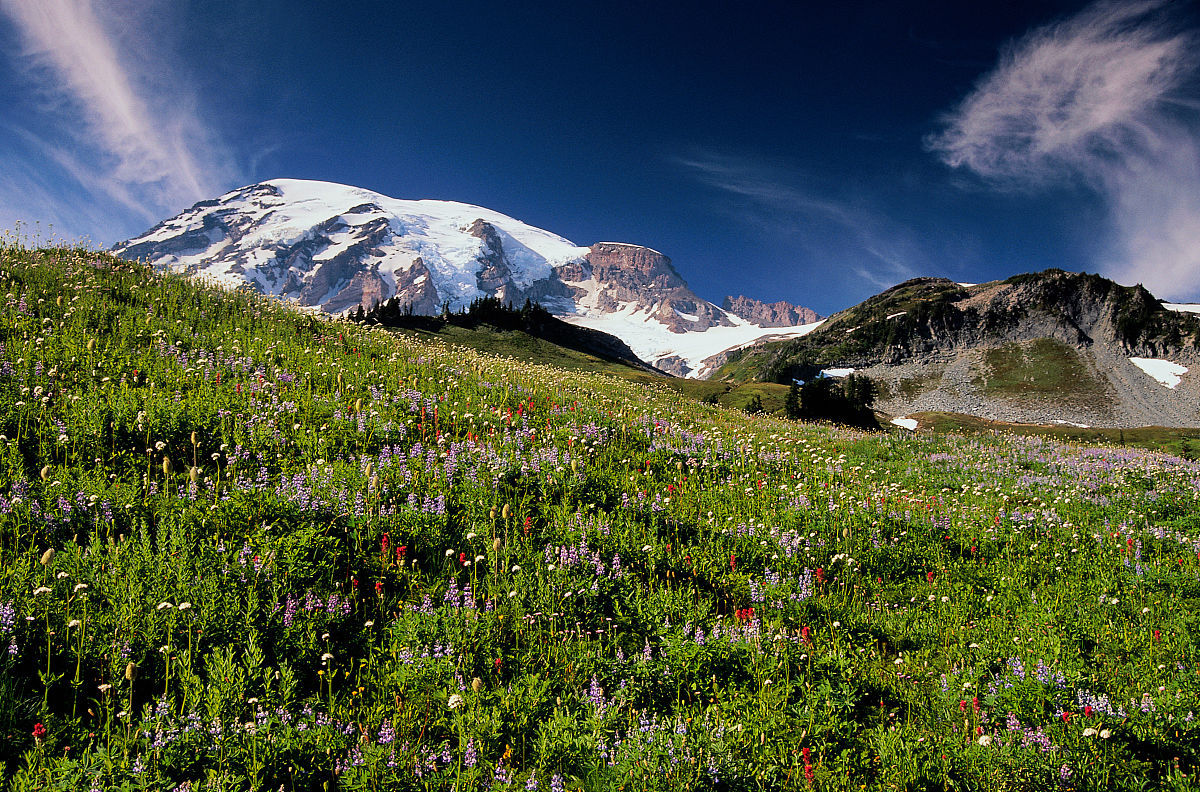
928,0,1200,299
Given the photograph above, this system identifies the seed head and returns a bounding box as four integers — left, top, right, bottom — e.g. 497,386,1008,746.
39,548,55,566
124,662,137,682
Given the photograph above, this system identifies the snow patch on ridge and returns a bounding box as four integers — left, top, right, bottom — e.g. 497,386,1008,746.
1129,357,1188,388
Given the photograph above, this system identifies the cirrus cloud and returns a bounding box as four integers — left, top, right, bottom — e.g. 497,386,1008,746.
927,0,1200,300
0,0,237,241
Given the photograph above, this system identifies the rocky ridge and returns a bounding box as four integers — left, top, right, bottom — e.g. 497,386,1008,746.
722,295,821,327
718,270,1200,427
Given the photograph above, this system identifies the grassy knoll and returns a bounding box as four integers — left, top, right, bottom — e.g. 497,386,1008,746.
975,339,1113,407
1,242,1199,791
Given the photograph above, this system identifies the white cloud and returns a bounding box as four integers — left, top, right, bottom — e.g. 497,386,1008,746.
928,0,1200,300
0,0,237,240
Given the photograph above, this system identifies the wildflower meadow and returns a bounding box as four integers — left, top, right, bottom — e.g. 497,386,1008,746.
0,240,1197,791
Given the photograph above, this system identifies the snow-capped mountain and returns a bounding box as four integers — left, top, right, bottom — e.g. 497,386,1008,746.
113,179,823,377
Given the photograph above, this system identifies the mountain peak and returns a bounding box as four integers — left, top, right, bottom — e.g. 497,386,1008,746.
112,179,823,378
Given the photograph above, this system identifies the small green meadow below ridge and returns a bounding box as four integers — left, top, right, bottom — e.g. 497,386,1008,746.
0,241,1198,791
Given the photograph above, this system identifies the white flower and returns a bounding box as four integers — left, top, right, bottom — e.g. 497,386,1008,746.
511,565,521,572
448,693,464,710
320,652,334,662
98,684,112,693
977,735,992,746
156,602,174,610
445,549,455,558
73,583,89,593
68,619,81,628
56,571,69,579
508,590,517,597
475,555,484,563
178,602,192,611
364,620,375,627
1141,607,1150,614
641,545,652,552
1099,729,1111,739
33,586,52,596
547,564,556,571
1083,728,1097,737
466,532,477,541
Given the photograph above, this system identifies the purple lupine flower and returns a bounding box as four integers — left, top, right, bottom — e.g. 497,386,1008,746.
464,737,477,768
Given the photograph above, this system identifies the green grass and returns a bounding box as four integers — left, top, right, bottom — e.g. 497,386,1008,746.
0,242,1198,791
909,411,1200,456
976,338,1113,406
391,324,664,382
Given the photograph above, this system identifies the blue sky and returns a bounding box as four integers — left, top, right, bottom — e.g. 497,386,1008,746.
2,0,1199,314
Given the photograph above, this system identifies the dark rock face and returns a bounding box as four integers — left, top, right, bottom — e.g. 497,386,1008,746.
653,355,692,377
469,219,516,301
722,295,821,327
388,258,440,315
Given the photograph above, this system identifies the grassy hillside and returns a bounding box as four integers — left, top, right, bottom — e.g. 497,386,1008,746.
1,243,1199,791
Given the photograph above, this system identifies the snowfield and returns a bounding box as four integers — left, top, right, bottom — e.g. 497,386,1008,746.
1129,357,1188,389
1163,303,1200,314
564,311,824,378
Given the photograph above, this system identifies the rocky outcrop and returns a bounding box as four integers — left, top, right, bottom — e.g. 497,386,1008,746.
574,243,732,333
469,219,516,301
722,295,821,327
389,258,441,315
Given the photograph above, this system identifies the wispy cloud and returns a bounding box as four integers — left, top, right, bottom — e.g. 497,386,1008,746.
0,0,237,241
675,150,922,290
927,0,1200,300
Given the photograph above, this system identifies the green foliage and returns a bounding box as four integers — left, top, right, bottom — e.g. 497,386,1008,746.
0,241,1197,790
784,381,800,419
797,374,879,429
